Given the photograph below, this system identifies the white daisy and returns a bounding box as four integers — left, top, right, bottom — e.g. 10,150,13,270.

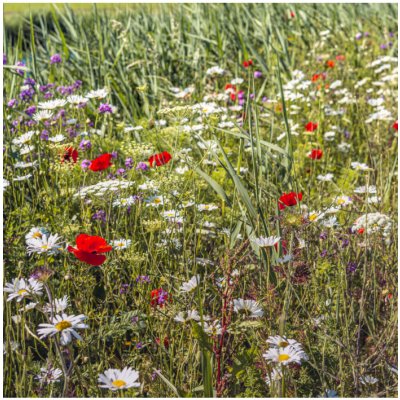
354,185,377,194
201,320,222,336
26,233,64,255
43,295,69,314
25,227,49,241
98,367,140,391
233,299,264,318
251,236,280,248
111,239,132,250
359,375,378,385
180,275,200,293
266,335,303,350
4,277,43,302
35,366,63,384
145,195,164,207
37,313,88,346
351,162,371,171
333,195,353,207
38,99,67,109
263,345,307,365
33,110,53,122
174,310,202,323
67,95,88,105
12,174,32,182
86,88,108,99
317,173,334,182
197,204,218,212
12,131,36,146
48,134,66,143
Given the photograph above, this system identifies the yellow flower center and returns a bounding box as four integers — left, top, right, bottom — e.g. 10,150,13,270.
309,214,318,221
55,320,72,331
337,199,345,205
278,354,290,362
33,232,42,238
18,289,28,296
154,198,161,204
117,243,124,247
112,379,126,388
278,341,289,348
41,245,49,250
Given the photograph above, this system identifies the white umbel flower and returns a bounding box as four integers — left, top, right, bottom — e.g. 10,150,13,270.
37,314,88,346
233,299,264,318
98,367,140,391
180,275,200,293
86,88,109,99
4,277,43,302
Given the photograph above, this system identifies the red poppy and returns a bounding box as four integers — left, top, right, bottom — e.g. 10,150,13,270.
230,93,236,101
393,120,398,131
148,151,172,167
279,192,303,210
290,11,295,18
243,59,253,68
326,60,335,68
357,228,365,235
89,153,113,171
61,147,78,163
305,122,318,132
67,234,112,266
308,149,323,160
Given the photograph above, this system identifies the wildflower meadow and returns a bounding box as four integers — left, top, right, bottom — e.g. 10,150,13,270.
2,3,398,398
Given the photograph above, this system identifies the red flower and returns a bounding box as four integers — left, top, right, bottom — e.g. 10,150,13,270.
393,120,398,131
224,83,237,93
67,234,112,266
89,153,112,171
279,192,303,210
311,73,321,82
274,239,288,255
290,11,295,18
336,55,345,62
230,93,236,101
305,122,318,132
61,147,78,163
242,59,253,68
308,149,323,160
326,60,335,68
148,151,172,167
150,288,171,307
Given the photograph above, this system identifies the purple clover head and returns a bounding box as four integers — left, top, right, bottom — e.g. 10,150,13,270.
98,103,113,114
116,168,126,176
40,130,49,140
111,151,118,159
254,70,263,79
136,161,149,171
78,139,92,151
25,106,36,117
125,157,134,169
7,99,17,108
50,54,62,64
81,159,92,169
355,32,363,40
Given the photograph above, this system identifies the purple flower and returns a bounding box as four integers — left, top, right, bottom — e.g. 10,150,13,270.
24,78,36,87
78,139,92,151
320,249,328,257
135,342,143,349
25,106,36,117
364,32,370,37
238,98,245,106
136,275,151,284
254,70,263,79
125,157,134,169
355,32,363,40
136,161,149,171
44,92,53,100
40,130,49,140
347,262,358,274
50,54,62,64
81,159,92,169
98,103,113,114
3,54,6,65
319,232,328,240
341,239,350,249
343,130,350,139
237,91,245,100
19,88,35,102
249,93,255,100
16,61,26,76
7,99,17,108
92,209,106,223
116,168,126,176
111,151,118,159
131,316,139,324
380,44,388,50
119,283,130,294
262,96,268,103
